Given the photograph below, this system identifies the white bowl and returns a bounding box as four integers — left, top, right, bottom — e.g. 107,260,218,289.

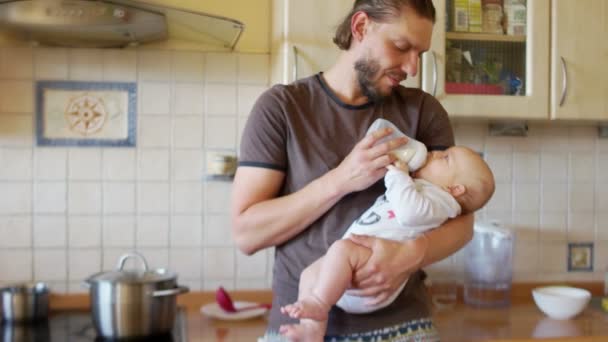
532,286,591,320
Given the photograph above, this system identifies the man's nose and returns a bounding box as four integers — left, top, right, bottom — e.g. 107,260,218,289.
402,51,419,77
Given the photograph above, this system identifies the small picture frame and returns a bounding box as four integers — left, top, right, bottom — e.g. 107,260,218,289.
568,242,593,272
36,81,137,147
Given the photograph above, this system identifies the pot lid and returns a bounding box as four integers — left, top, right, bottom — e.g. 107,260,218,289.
87,252,176,284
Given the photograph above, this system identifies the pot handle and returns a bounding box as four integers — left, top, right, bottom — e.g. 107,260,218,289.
116,251,149,272
152,286,190,297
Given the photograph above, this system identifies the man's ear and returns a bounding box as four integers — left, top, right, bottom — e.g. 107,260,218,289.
448,184,466,198
351,11,370,43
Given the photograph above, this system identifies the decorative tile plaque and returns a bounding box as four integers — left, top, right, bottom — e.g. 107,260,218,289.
36,81,136,147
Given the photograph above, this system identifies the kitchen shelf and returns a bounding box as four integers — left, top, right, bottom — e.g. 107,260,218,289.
446,32,526,43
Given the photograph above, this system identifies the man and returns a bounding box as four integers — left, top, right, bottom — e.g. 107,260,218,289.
231,1,474,340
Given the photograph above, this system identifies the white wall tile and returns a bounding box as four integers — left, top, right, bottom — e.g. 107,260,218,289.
1,48,33,79
103,216,135,247
173,150,203,181
236,249,267,279
540,212,567,241
169,249,202,279
568,126,596,152
598,154,608,183
569,153,595,183
512,212,539,241
34,182,66,213
138,149,170,180
205,182,232,214
594,241,608,274
68,249,101,281
539,126,569,152
538,243,567,273
569,183,594,213
485,182,512,213
103,49,137,81
137,216,169,247
0,80,34,113
34,48,68,79
514,241,538,273
204,215,233,247
0,115,33,147
541,183,567,213
35,149,67,180
597,212,608,241
138,182,169,213
137,248,169,269
139,116,172,147
174,83,204,115
235,279,269,290
68,182,102,214
68,216,101,248
0,148,32,180
0,183,32,214
205,84,237,115
513,183,540,213
597,183,608,214
203,247,235,278
170,215,203,247
102,149,136,181
0,250,32,282
69,49,103,80
138,50,172,81
237,85,266,116
238,54,269,84
568,213,595,242
205,53,237,83
173,182,202,214
68,149,102,180
541,153,568,183
34,249,66,281
0,216,31,248
33,215,66,247
173,117,203,148
485,136,514,152
102,248,136,270
203,279,233,291
205,117,237,149
513,153,539,182
103,182,135,214
140,83,171,115
172,51,204,82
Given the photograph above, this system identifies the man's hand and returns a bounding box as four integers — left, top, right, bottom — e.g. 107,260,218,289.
347,234,428,306
329,128,407,196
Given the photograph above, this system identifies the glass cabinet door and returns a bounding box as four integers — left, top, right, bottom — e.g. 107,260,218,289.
422,0,549,119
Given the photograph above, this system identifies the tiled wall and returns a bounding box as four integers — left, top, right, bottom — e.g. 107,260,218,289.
1,46,607,294
0,47,271,293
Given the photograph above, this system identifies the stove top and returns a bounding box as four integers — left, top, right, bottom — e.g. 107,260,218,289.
1,308,187,342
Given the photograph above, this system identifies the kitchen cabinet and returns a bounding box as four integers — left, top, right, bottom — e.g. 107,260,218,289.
550,0,608,120
270,0,420,87
421,0,549,119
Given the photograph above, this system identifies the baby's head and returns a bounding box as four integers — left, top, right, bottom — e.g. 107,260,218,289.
414,146,495,213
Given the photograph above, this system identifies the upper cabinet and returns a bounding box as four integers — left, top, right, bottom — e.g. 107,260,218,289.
422,0,549,119
270,0,420,87
551,0,608,120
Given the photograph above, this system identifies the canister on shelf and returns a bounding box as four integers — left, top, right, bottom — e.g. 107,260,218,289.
482,0,504,34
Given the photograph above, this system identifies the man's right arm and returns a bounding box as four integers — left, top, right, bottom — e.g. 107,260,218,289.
230,166,344,255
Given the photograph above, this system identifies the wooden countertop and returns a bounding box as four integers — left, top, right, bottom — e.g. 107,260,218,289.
51,282,608,342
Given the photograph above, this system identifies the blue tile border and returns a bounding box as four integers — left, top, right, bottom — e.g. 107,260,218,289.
567,242,594,272
36,81,137,147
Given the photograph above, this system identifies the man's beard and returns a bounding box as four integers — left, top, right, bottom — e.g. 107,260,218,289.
354,57,390,103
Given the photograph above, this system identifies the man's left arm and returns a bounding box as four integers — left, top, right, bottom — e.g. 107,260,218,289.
348,213,473,303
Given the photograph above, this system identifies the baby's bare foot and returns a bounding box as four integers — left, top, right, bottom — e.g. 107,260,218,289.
279,319,325,342
280,296,328,321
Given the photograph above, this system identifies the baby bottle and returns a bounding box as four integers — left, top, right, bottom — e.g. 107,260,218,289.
366,118,428,171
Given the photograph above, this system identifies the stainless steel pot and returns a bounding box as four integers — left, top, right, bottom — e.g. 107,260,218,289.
84,252,189,339
0,283,49,323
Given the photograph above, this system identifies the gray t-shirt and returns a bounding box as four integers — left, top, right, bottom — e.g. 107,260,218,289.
239,73,454,335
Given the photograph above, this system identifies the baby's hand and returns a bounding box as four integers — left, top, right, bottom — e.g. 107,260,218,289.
387,160,409,173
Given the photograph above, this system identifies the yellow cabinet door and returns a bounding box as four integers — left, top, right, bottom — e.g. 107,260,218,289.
551,0,608,120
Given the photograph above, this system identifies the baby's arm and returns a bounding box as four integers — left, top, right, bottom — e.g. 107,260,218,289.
384,168,448,227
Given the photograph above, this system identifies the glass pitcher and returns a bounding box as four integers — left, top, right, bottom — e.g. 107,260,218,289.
464,221,514,307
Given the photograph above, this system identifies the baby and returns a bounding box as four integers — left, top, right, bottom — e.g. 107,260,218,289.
279,133,495,341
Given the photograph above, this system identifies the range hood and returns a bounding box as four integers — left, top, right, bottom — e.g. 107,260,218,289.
0,0,245,49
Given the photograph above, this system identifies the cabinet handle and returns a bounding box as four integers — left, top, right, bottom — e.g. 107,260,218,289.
431,51,438,97
559,56,568,107
293,45,299,81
